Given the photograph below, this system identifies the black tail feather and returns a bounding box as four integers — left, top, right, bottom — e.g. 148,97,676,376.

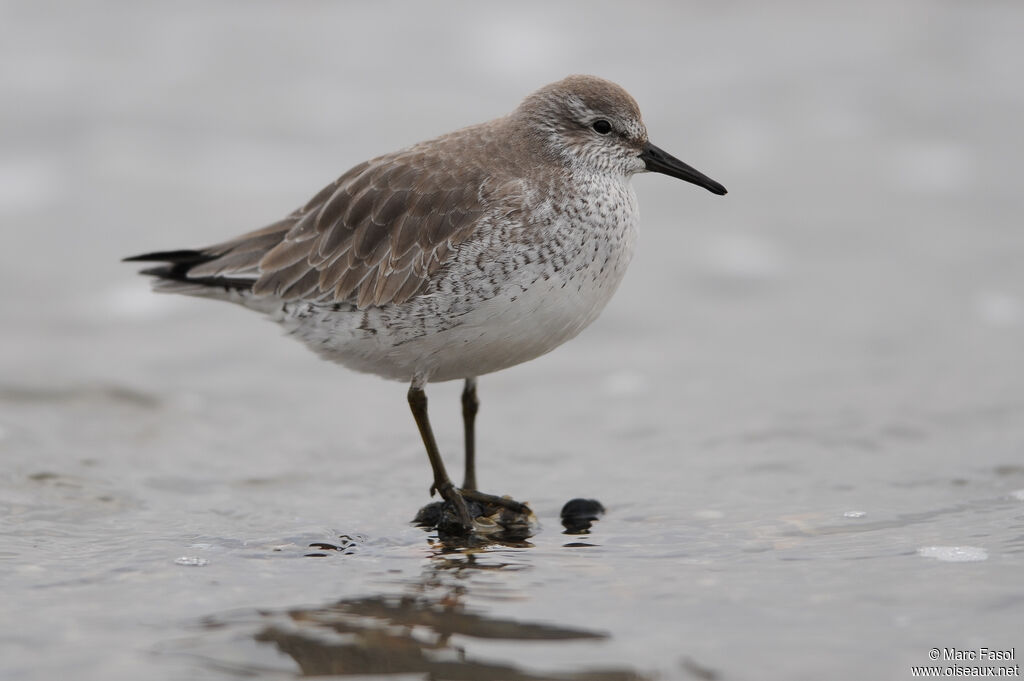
122,249,215,264
124,249,252,291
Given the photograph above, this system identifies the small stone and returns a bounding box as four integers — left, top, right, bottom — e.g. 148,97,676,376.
560,498,605,534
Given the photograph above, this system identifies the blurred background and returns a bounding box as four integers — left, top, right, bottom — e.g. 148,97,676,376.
2,2,1022,680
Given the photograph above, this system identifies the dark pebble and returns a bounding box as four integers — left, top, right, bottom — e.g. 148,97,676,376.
560,498,605,534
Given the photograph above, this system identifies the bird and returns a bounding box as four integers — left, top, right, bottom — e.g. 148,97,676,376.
125,75,726,536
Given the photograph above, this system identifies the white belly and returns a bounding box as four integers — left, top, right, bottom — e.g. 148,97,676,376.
420,244,634,381
273,177,639,383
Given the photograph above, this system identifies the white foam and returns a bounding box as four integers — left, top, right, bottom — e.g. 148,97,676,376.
174,556,210,567
917,546,988,562
1009,489,1024,502
843,510,867,519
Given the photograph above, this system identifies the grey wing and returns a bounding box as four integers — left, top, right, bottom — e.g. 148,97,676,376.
189,151,490,308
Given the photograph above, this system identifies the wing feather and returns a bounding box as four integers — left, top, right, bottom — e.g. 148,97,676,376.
333,256,372,301
280,267,323,300
394,267,427,302
355,264,381,309
159,122,527,308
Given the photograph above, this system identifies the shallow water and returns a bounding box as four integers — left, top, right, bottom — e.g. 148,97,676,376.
2,2,1024,680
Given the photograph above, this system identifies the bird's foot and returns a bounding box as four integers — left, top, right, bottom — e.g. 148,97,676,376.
430,480,475,534
459,488,531,515
413,488,536,540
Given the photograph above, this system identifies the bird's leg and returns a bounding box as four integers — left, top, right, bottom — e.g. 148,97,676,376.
461,377,479,491
407,382,473,533
457,378,529,514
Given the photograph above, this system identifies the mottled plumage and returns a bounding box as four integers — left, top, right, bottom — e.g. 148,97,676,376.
126,75,726,535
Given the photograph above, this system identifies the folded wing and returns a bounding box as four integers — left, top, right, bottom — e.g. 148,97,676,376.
129,146,494,309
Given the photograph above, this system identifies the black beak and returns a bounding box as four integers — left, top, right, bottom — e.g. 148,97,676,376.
641,142,727,195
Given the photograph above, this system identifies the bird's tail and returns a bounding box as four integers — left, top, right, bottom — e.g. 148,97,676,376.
122,218,295,299
122,249,256,295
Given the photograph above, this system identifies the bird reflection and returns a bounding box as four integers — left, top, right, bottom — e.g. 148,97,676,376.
251,545,646,680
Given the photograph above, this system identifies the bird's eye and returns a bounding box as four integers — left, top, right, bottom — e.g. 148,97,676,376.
591,119,612,135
